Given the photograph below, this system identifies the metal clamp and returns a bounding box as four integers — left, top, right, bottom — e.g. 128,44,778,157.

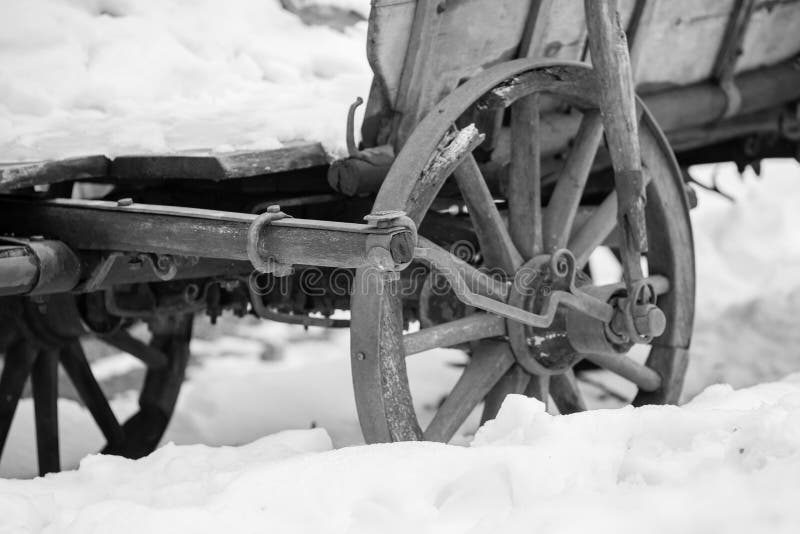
363,210,417,275
246,205,294,277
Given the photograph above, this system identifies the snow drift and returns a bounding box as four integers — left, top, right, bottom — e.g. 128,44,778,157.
3,376,800,533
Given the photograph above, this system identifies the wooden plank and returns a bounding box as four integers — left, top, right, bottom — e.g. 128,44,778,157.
0,156,109,193
0,142,329,190
737,0,800,73
111,142,329,181
392,0,443,147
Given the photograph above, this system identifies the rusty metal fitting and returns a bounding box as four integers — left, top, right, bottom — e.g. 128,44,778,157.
608,279,666,344
363,210,417,273
364,210,410,228
246,207,294,276
0,238,81,296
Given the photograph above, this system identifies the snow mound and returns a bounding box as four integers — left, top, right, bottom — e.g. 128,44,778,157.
3,377,800,533
0,0,372,161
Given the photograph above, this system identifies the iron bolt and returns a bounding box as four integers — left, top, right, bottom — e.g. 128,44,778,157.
356,352,366,361
117,198,134,207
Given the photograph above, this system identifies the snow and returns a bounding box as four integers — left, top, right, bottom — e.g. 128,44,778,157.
3,377,800,533
0,0,373,161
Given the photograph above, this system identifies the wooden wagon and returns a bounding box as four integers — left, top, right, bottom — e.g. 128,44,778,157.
1,0,799,475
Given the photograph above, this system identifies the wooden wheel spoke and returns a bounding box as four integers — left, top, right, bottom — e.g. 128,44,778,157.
593,274,671,297
100,329,168,369
453,155,523,273
568,192,617,268
508,93,543,259
404,313,506,356
61,341,124,448
481,364,531,423
0,342,37,456
32,349,60,475
424,341,515,442
583,352,661,392
524,373,550,410
544,110,604,252
550,370,586,415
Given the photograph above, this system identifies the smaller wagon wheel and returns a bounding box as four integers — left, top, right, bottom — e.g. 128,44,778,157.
0,294,190,475
350,60,694,443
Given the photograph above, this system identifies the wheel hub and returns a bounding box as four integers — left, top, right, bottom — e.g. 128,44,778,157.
506,255,592,375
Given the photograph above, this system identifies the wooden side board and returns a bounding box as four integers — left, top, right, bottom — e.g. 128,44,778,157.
367,0,800,147
0,141,330,192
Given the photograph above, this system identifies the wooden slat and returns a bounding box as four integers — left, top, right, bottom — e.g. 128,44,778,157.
111,142,329,181
392,0,443,148
0,156,109,193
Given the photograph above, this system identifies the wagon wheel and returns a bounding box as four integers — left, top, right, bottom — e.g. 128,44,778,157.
351,60,694,443
0,294,190,475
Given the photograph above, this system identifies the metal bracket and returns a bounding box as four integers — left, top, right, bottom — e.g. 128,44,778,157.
247,205,294,277
417,246,614,329
719,77,743,118
363,210,417,274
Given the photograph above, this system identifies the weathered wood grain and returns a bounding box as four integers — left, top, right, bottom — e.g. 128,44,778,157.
0,156,109,192
111,142,329,181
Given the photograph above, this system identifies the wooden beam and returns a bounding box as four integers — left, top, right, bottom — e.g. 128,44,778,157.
0,198,415,270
